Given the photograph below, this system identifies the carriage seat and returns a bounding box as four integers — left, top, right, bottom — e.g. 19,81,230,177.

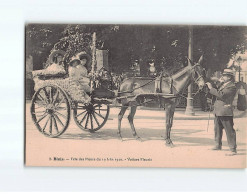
32,68,67,80
92,87,115,99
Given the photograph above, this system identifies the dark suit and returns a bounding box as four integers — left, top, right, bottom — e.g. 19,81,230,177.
209,81,237,151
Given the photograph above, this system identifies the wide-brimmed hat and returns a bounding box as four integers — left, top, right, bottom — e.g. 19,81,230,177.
75,51,92,66
69,56,81,66
222,69,235,77
48,50,66,64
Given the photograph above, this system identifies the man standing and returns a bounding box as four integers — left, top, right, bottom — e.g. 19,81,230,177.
206,69,238,156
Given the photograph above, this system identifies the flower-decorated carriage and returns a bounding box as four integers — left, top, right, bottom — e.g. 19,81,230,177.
31,48,114,138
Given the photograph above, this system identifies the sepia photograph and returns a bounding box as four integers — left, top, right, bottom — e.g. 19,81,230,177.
25,23,247,168
2,0,247,192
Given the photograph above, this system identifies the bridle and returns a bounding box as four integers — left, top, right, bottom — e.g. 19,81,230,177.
191,64,205,97
191,64,204,86
159,64,205,97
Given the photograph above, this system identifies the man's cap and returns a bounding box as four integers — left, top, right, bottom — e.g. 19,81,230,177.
222,69,235,77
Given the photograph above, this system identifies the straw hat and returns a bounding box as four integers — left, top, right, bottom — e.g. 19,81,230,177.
76,51,92,67
48,50,66,64
222,69,235,77
69,56,81,66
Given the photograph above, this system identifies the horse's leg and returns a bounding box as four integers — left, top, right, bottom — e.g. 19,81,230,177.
164,102,174,147
168,103,176,146
128,106,141,141
118,106,128,141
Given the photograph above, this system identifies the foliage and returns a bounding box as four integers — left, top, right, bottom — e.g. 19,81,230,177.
193,26,247,73
26,24,66,69
26,24,247,75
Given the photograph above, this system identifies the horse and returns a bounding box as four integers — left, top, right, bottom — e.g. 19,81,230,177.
117,56,205,147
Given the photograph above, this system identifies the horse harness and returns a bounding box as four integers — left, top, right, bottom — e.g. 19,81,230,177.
117,64,203,99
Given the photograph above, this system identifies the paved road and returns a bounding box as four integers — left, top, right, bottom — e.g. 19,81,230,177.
25,103,247,168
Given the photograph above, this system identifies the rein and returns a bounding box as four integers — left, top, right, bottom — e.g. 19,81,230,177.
118,64,204,97
118,79,155,94
167,64,204,99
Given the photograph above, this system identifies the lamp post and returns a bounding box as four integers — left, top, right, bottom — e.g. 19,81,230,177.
237,56,242,82
185,26,195,115
90,32,97,90
239,64,241,82
91,32,97,74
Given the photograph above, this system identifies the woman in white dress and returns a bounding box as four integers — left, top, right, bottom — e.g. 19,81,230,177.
32,50,66,77
68,55,91,103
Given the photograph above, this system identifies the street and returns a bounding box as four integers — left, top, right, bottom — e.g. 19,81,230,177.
25,103,247,168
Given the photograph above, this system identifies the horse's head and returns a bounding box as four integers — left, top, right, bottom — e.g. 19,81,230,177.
190,56,205,90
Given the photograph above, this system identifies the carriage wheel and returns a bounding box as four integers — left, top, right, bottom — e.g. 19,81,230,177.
73,102,110,132
30,85,70,138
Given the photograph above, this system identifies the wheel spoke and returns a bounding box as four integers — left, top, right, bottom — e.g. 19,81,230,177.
77,105,86,108
92,112,100,126
94,112,105,120
42,88,50,103
35,114,46,117
37,112,48,123
55,96,65,108
85,114,89,129
49,87,53,104
90,114,94,130
42,117,50,132
37,94,48,105
49,116,53,134
97,109,108,111
76,107,87,110
94,105,101,112
55,107,67,111
77,110,87,117
34,104,46,109
53,113,64,127
79,113,88,125
52,89,59,104
52,115,59,133
33,110,46,114
54,111,67,119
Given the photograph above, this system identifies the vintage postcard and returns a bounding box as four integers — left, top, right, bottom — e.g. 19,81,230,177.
25,24,247,168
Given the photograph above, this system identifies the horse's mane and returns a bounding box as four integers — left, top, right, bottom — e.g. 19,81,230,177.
171,65,191,79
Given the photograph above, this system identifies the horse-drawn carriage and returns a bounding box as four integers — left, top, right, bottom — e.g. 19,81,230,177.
31,65,174,138
31,49,114,138
30,48,205,146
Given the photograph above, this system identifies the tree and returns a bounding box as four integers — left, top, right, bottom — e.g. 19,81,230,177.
26,24,66,70
26,24,247,76
193,26,247,75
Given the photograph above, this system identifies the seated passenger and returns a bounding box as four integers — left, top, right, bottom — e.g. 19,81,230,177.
46,50,66,73
32,50,66,77
68,55,91,103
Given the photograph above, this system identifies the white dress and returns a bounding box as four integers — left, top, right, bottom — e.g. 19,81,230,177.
68,65,91,103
